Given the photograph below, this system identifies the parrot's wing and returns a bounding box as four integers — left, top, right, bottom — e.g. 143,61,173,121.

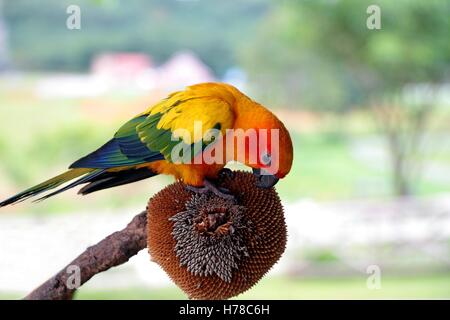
70,89,234,169
70,115,164,169
137,93,235,162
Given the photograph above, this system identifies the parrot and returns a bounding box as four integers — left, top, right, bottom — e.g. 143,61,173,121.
0,82,293,207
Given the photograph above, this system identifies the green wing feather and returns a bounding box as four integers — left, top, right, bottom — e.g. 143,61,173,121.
137,96,234,163
70,115,164,169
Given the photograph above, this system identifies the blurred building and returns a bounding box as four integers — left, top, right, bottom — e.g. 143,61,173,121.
34,51,215,98
156,51,215,92
91,52,153,82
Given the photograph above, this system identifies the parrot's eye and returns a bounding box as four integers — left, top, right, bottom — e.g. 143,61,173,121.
261,152,272,166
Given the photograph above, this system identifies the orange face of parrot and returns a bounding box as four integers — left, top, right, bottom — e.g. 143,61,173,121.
232,100,294,189
251,119,293,189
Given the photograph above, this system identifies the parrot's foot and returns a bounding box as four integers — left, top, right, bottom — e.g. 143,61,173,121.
186,179,235,201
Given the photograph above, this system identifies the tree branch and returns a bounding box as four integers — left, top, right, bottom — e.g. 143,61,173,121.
24,211,148,300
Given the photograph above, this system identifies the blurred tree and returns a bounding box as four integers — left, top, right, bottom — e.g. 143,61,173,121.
241,0,449,196
372,96,435,196
3,0,269,76
240,0,450,111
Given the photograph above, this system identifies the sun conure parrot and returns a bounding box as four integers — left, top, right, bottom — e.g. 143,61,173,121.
0,82,293,207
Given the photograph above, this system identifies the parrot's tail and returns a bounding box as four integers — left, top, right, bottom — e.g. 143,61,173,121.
0,168,104,207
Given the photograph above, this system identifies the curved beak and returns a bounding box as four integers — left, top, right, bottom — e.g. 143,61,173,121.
252,168,279,189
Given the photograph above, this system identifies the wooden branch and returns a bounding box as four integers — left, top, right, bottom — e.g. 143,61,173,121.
24,211,148,300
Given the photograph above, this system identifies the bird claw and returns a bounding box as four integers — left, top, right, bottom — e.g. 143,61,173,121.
185,179,235,201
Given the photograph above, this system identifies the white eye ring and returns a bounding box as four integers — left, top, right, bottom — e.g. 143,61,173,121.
261,152,272,165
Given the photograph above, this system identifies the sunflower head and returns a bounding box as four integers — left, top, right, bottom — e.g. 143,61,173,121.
147,171,287,299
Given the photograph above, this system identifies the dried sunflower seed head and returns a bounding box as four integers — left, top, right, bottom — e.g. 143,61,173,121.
147,171,287,300
169,194,250,283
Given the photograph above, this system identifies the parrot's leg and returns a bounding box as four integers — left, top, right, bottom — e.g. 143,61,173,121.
185,179,235,201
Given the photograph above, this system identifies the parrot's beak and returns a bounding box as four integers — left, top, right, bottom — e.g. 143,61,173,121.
252,168,279,189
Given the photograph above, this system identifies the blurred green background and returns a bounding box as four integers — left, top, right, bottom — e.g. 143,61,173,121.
0,0,449,299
